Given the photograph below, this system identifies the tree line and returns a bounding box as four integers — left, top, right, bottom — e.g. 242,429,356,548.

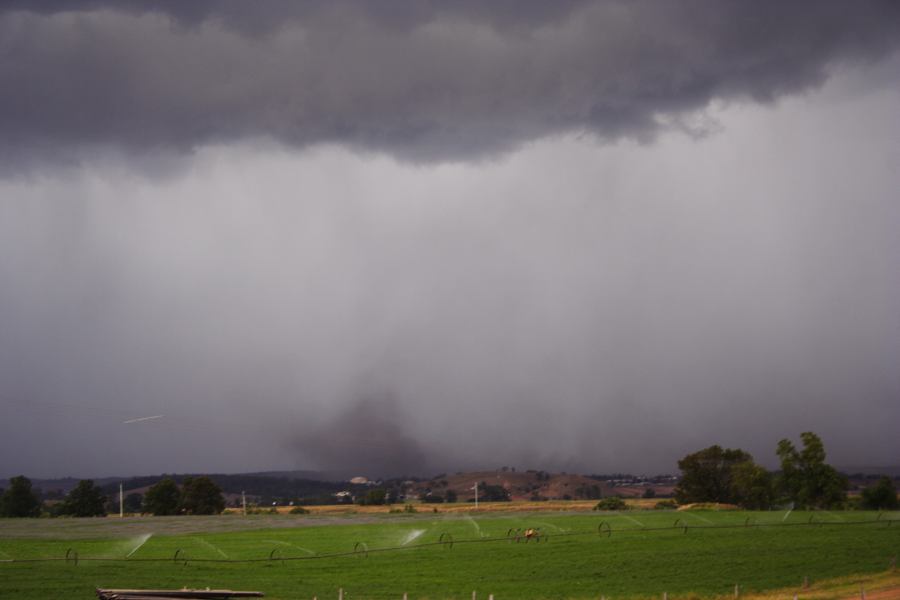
674,431,898,510
0,475,226,518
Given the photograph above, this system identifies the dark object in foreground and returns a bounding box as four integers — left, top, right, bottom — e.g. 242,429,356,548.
96,589,263,600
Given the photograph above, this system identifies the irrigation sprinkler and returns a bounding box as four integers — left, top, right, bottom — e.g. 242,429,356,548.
268,548,283,565
598,521,612,538
438,533,454,550
744,517,755,527
353,542,369,558
173,548,188,566
65,548,78,566
673,518,688,534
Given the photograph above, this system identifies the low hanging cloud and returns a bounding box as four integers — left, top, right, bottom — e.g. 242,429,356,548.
2,0,900,168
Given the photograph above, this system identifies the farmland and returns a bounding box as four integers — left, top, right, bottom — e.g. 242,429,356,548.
1,509,898,600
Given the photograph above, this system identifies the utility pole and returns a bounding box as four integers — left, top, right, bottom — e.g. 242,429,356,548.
242,490,247,516
473,482,479,509
119,483,124,518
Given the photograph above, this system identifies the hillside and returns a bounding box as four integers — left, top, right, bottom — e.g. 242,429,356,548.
406,470,673,502
5,469,678,506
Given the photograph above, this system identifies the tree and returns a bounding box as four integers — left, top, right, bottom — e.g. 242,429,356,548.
729,461,774,510
179,476,225,515
444,489,458,503
124,492,144,513
675,445,754,505
0,475,42,518
860,476,899,510
143,478,180,516
776,432,847,509
475,482,510,502
60,480,107,517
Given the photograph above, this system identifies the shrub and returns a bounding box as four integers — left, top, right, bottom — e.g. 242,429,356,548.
655,499,678,510
860,476,899,510
289,506,310,514
594,496,627,511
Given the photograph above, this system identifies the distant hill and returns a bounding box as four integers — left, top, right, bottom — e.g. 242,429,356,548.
404,470,676,502
2,471,363,506
4,469,676,505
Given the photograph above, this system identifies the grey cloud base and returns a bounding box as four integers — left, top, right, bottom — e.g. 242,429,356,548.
1,1,899,167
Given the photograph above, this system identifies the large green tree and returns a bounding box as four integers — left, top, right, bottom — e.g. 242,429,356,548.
179,476,225,515
729,461,774,509
0,475,42,518
59,480,107,517
776,432,847,509
675,445,758,505
143,478,181,516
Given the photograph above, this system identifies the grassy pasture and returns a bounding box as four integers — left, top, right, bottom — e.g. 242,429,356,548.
1,510,898,599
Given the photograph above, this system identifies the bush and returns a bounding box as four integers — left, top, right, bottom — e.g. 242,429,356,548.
860,476,899,510
594,497,627,511
289,506,310,514
655,499,678,510
358,488,387,506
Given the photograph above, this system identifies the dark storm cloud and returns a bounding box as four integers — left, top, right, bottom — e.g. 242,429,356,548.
1,2,899,481
1,0,899,166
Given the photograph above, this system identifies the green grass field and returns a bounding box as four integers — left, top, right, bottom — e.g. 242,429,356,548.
1,510,898,599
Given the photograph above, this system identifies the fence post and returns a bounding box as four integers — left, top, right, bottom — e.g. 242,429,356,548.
489,595,494,600
860,584,865,600
663,592,668,600
338,588,343,600
734,584,739,598
403,594,408,600
472,592,476,600
891,556,897,572
803,576,809,590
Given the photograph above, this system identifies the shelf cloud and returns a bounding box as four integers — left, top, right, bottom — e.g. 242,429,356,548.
2,0,899,168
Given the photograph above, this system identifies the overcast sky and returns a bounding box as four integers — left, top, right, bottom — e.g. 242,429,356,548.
1,1,899,479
